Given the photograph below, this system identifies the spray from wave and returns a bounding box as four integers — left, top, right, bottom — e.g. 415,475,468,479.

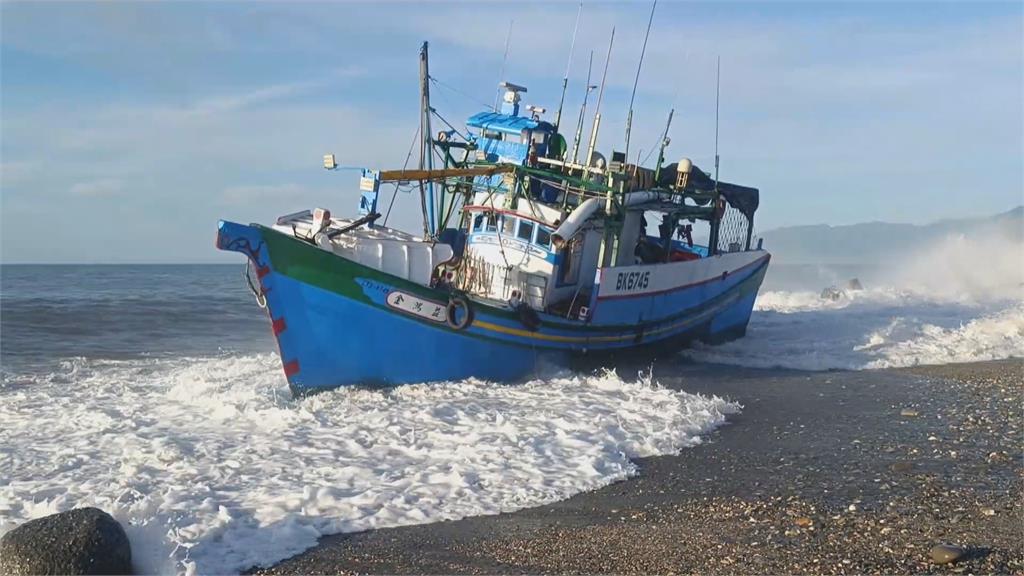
0,355,738,575
687,228,1024,370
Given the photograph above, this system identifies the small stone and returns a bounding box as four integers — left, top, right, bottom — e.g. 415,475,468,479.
982,508,996,516
794,517,813,527
848,504,857,512
901,409,919,417
930,544,965,565
891,461,913,473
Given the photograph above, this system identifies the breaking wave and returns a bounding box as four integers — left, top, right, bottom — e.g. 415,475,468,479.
0,355,738,575
687,229,1024,370
686,288,1022,370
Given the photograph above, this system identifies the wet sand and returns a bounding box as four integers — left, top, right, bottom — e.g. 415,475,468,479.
256,359,1022,575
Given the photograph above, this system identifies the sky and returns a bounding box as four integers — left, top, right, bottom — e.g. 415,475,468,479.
1,1,1021,263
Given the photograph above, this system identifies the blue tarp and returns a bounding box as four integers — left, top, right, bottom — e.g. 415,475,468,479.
466,111,551,136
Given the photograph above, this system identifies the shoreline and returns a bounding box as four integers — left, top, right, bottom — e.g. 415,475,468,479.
256,358,1022,575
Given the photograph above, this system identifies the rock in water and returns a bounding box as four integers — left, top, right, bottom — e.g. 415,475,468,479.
846,277,863,291
0,508,132,575
930,544,965,565
820,286,846,301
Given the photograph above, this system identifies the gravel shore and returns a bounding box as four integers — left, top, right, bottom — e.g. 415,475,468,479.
256,359,1022,575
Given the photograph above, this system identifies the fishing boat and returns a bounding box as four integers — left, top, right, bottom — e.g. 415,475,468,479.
217,38,769,393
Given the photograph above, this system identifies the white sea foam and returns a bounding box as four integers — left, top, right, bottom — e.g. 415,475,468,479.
0,356,738,575
688,230,1024,370
687,288,1023,370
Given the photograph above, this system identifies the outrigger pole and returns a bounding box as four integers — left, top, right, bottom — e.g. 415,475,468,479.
553,2,583,133
623,0,657,162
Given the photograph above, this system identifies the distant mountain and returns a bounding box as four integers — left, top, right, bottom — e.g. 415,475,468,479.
760,207,1023,264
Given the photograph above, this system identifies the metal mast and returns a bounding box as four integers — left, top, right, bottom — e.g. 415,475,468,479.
419,41,436,237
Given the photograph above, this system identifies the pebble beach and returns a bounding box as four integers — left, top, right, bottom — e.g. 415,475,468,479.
258,358,1022,575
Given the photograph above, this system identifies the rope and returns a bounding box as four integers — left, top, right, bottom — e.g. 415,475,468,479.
243,263,267,309
429,75,493,112
431,107,470,142
383,125,421,227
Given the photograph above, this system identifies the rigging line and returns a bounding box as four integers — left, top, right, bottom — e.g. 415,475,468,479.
383,124,421,227
641,111,672,166
430,107,470,142
429,76,493,112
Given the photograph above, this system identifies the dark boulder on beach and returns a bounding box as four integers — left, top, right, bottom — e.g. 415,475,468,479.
0,507,132,575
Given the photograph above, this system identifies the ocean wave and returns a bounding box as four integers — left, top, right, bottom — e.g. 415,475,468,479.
686,288,1023,370
0,355,738,575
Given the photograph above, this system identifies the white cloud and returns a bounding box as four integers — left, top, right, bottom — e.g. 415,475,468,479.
185,67,365,116
222,183,306,204
69,178,124,197
0,161,41,188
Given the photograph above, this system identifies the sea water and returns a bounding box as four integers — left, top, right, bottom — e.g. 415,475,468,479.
0,265,738,574
1,254,1020,574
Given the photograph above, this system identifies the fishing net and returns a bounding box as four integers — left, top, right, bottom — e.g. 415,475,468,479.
716,200,753,253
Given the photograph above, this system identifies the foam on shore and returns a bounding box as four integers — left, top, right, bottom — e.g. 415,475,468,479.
0,356,738,574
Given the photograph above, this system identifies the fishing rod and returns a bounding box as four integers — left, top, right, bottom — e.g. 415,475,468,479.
714,55,721,189
584,27,615,175
570,50,595,165
623,0,657,162
553,2,583,133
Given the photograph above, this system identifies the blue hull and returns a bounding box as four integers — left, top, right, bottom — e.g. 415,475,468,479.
217,221,768,392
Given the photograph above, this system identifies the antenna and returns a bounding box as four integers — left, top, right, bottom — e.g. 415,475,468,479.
494,20,514,112
623,0,657,162
654,108,673,181
714,55,720,189
584,26,615,172
554,2,583,132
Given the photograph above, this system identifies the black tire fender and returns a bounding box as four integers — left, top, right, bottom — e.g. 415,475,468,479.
516,304,542,332
446,295,474,330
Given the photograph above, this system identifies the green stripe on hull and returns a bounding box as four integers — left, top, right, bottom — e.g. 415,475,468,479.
257,225,766,346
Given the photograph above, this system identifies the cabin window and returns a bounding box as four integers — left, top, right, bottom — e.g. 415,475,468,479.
559,237,583,285
532,131,547,145
486,212,498,232
502,215,516,235
535,227,552,249
517,220,534,242
483,130,503,141
472,213,485,232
